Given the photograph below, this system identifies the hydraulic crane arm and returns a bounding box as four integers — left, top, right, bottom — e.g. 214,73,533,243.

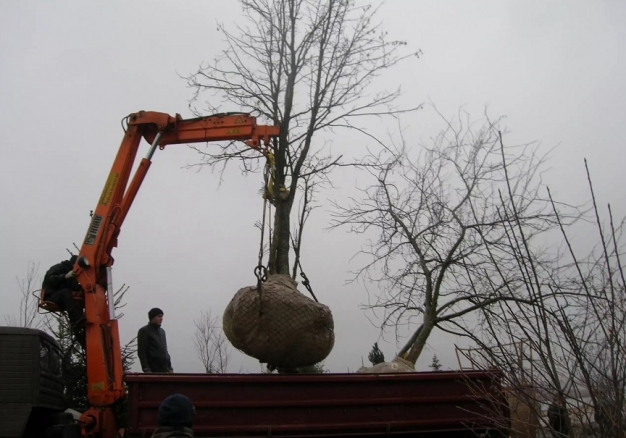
134,111,279,148
72,111,279,437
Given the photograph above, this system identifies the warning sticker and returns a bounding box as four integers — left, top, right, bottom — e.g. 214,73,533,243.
98,172,119,206
235,117,244,124
84,214,103,246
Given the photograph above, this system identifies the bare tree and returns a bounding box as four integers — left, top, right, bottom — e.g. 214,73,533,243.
4,261,45,329
186,0,418,275
194,309,231,373
547,163,625,437
455,162,625,437
331,110,560,366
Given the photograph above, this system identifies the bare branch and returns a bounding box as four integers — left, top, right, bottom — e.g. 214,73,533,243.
3,261,45,329
185,0,418,275
194,309,231,373
331,109,575,366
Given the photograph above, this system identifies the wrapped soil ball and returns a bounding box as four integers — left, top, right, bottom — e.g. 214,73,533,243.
223,274,334,368
356,356,415,374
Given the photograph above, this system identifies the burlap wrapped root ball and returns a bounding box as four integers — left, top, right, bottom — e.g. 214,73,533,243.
357,357,415,374
223,274,334,368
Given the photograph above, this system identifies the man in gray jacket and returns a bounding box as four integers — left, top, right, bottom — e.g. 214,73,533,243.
138,308,173,373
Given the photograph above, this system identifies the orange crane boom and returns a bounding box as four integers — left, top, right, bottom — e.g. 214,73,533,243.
66,111,279,437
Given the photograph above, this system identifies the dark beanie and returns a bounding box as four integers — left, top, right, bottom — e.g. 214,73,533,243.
148,307,164,321
157,394,194,428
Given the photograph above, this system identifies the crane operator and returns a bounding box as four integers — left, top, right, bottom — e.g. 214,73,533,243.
42,255,86,342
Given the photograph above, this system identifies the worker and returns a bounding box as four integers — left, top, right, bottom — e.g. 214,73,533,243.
42,255,86,329
547,396,569,438
138,308,174,373
152,394,195,437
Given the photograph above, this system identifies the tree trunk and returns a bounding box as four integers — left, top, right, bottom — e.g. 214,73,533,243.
405,316,435,366
268,197,294,275
266,116,295,276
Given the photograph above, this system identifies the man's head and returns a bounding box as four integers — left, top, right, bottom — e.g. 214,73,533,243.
149,307,164,325
157,394,195,430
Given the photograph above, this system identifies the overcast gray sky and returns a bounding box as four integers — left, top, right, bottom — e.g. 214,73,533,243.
1,0,624,373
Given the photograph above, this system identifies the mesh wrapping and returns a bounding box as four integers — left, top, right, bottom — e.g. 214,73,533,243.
223,275,334,368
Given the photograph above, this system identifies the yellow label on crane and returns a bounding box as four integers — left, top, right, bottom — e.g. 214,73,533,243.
91,381,105,391
98,172,119,206
235,117,244,124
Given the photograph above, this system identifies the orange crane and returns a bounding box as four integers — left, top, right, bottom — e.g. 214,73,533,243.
41,111,280,437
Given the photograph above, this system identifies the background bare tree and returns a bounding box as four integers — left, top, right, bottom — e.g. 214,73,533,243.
560,170,626,437
455,163,625,437
194,309,231,373
3,261,45,329
332,111,559,367
186,0,418,275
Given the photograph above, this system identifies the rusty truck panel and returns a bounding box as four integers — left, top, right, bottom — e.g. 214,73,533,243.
124,370,509,437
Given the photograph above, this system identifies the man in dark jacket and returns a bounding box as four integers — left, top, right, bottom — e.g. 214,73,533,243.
42,255,85,328
138,308,173,373
151,394,195,437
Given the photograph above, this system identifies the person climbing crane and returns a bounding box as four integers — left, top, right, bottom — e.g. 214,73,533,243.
41,254,86,344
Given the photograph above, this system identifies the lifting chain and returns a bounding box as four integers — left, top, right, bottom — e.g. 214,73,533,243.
299,270,318,303
254,154,272,315
294,255,319,303
254,264,268,316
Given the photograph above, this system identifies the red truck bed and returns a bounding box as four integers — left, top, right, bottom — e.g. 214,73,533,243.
124,370,509,437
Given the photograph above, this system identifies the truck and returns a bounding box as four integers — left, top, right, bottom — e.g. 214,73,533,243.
0,327,79,438
2,111,511,437
0,327,510,437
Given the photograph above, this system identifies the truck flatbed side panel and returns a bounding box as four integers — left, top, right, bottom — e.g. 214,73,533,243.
124,370,509,437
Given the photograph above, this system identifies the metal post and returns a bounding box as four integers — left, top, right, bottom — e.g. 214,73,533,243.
107,266,116,319
145,132,164,161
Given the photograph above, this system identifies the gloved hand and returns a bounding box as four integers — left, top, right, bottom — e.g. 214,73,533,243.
65,270,77,279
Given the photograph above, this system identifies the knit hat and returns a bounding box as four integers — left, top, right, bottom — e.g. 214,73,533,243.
157,394,194,428
148,307,164,321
